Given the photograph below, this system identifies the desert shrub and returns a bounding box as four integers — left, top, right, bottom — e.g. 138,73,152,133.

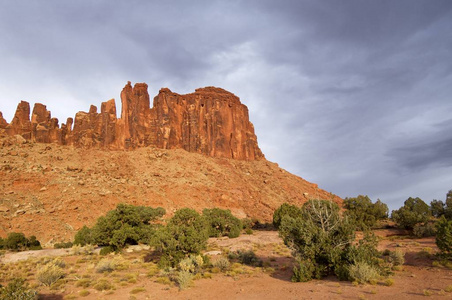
93,279,113,291
384,278,395,286
292,259,316,282
74,204,165,250
212,257,230,271
436,216,452,257
5,233,29,251
0,278,37,300
279,199,382,282
177,270,193,290
273,203,302,229
242,218,254,231
391,197,431,229
445,190,452,220
348,262,379,284
343,195,388,230
228,250,263,267
37,263,65,286
2,232,42,251
100,246,115,256
130,287,146,294
49,258,66,268
413,222,436,237
388,250,405,266
54,241,73,249
202,208,242,238
178,255,204,273
28,236,42,250
153,208,209,268
95,258,120,273
73,226,94,246
431,200,446,218
75,278,92,288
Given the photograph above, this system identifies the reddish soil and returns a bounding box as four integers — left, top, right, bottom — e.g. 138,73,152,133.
1,230,451,300
0,136,340,244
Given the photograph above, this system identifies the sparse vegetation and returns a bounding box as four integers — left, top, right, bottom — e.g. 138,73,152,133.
0,278,37,300
413,222,436,238
130,287,146,294
203,208,242,238
153,208,209,268
177,270,193,290
36,262,65,286
348,262,379,284
272,203,301,229
54,241,73,249
388,250,405,266
212,257,230,271
343,195,388,230
277,200,384,282
95,258,120,273
392,197,431,230
228,250,263,267
93,279,114,291
73,204,165,251
0,232,42,251
73,226,94,246
435,216,452,258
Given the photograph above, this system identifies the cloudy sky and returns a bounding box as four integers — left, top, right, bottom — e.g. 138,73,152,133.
1,0,451,211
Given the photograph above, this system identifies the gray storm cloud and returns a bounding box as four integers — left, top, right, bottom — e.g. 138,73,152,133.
0,0,451,210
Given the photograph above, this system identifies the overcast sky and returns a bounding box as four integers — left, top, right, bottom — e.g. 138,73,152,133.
1,0,451,211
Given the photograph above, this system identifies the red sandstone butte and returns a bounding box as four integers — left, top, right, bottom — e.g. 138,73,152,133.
0,82,264,160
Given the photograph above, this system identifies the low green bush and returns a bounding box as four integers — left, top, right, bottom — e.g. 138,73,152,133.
0,278,37,300
273,203,302,229
153,208,209,268
100,246,115,256
93,279,113,291
177,270,193,290
278,199,384,282
73,226,93,246
203,208,242,238
413,222,436,237
436,216,452,257
228,250,263,267
37,263,65,286
348,262,379,284
178,255,204,273
95,258,120,273
212,257,230,271
54,241,73,249
343,195,388,230
0,232,42,251
74,204,165,250
392,197,431,230
388,250,405,266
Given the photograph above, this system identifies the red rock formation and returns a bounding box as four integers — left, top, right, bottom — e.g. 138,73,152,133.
31,103,52,143
0,112,7,129
150,87,262,160
100,99,118,148
7,101,32,139
1,83,264,160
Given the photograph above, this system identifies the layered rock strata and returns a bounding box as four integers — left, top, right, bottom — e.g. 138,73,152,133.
0,82,263,160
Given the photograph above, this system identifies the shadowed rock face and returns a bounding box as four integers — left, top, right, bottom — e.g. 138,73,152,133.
0,82,264,160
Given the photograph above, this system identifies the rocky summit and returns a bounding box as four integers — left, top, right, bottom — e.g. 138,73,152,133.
0,82,341,243
0,82,263,160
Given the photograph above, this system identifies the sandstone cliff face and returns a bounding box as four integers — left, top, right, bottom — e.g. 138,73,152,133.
0,82,264,160
0,112,7,129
